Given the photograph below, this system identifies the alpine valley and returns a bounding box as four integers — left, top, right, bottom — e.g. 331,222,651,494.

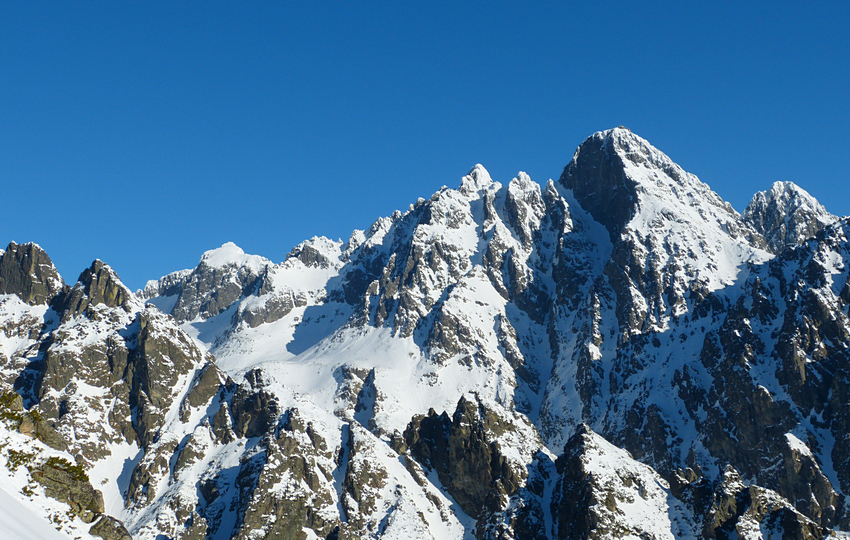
2,128,850,540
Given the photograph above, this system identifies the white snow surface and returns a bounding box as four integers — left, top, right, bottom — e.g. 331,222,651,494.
0,487,75,540
200,241,271,271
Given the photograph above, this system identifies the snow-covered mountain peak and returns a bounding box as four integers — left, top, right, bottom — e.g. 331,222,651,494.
600,126,683,175
284,236,343,269
559,128,642,238
551,126,772,375
560,128,761,253
768,179,818,200
459,163,497,195
141,244,277,323
562,127,743,238
747,181,831,219
509,170,535,191
199,242,271,272
744,180,838,253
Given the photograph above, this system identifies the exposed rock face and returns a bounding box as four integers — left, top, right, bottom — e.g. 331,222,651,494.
169,243,271,322
179,362,225,421
0,241,65,305
131,309,211,447
744,181,838,253
23,289,210,459
702,466,825,539
405,396,527,519
230,369,279,438
138,268,191,300
403,395,547,538
559,128,641,239
288,242,336,269
33,457,104,522
61,260,132,318
0,256,215,536
90,515,134,540
697,219,850,528
229,409,338,540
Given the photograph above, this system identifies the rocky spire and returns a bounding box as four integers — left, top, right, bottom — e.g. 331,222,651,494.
459,163,496,195
0,241,65,305
60,259,134,318
743,181,838,253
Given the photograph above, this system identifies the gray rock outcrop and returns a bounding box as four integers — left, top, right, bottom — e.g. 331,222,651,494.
0,241,65,305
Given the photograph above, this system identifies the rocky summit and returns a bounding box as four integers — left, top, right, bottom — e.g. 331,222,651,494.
1,127,848,540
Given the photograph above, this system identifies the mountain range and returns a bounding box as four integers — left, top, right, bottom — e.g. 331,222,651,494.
1,127,848,539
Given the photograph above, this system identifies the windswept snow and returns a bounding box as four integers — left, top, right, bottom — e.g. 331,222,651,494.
200,242,271,272
0,487,76,540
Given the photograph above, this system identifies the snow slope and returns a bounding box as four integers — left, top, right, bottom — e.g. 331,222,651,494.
0,487,75,540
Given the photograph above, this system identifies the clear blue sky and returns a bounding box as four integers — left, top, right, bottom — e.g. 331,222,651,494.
2,2,848,290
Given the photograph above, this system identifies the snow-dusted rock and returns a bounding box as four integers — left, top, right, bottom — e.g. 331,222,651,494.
744,181,839,254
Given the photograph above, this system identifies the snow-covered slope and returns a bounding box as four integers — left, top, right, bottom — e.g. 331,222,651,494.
0,486,77,540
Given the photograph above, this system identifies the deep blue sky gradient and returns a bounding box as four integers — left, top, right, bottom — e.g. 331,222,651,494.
2,2,848,289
